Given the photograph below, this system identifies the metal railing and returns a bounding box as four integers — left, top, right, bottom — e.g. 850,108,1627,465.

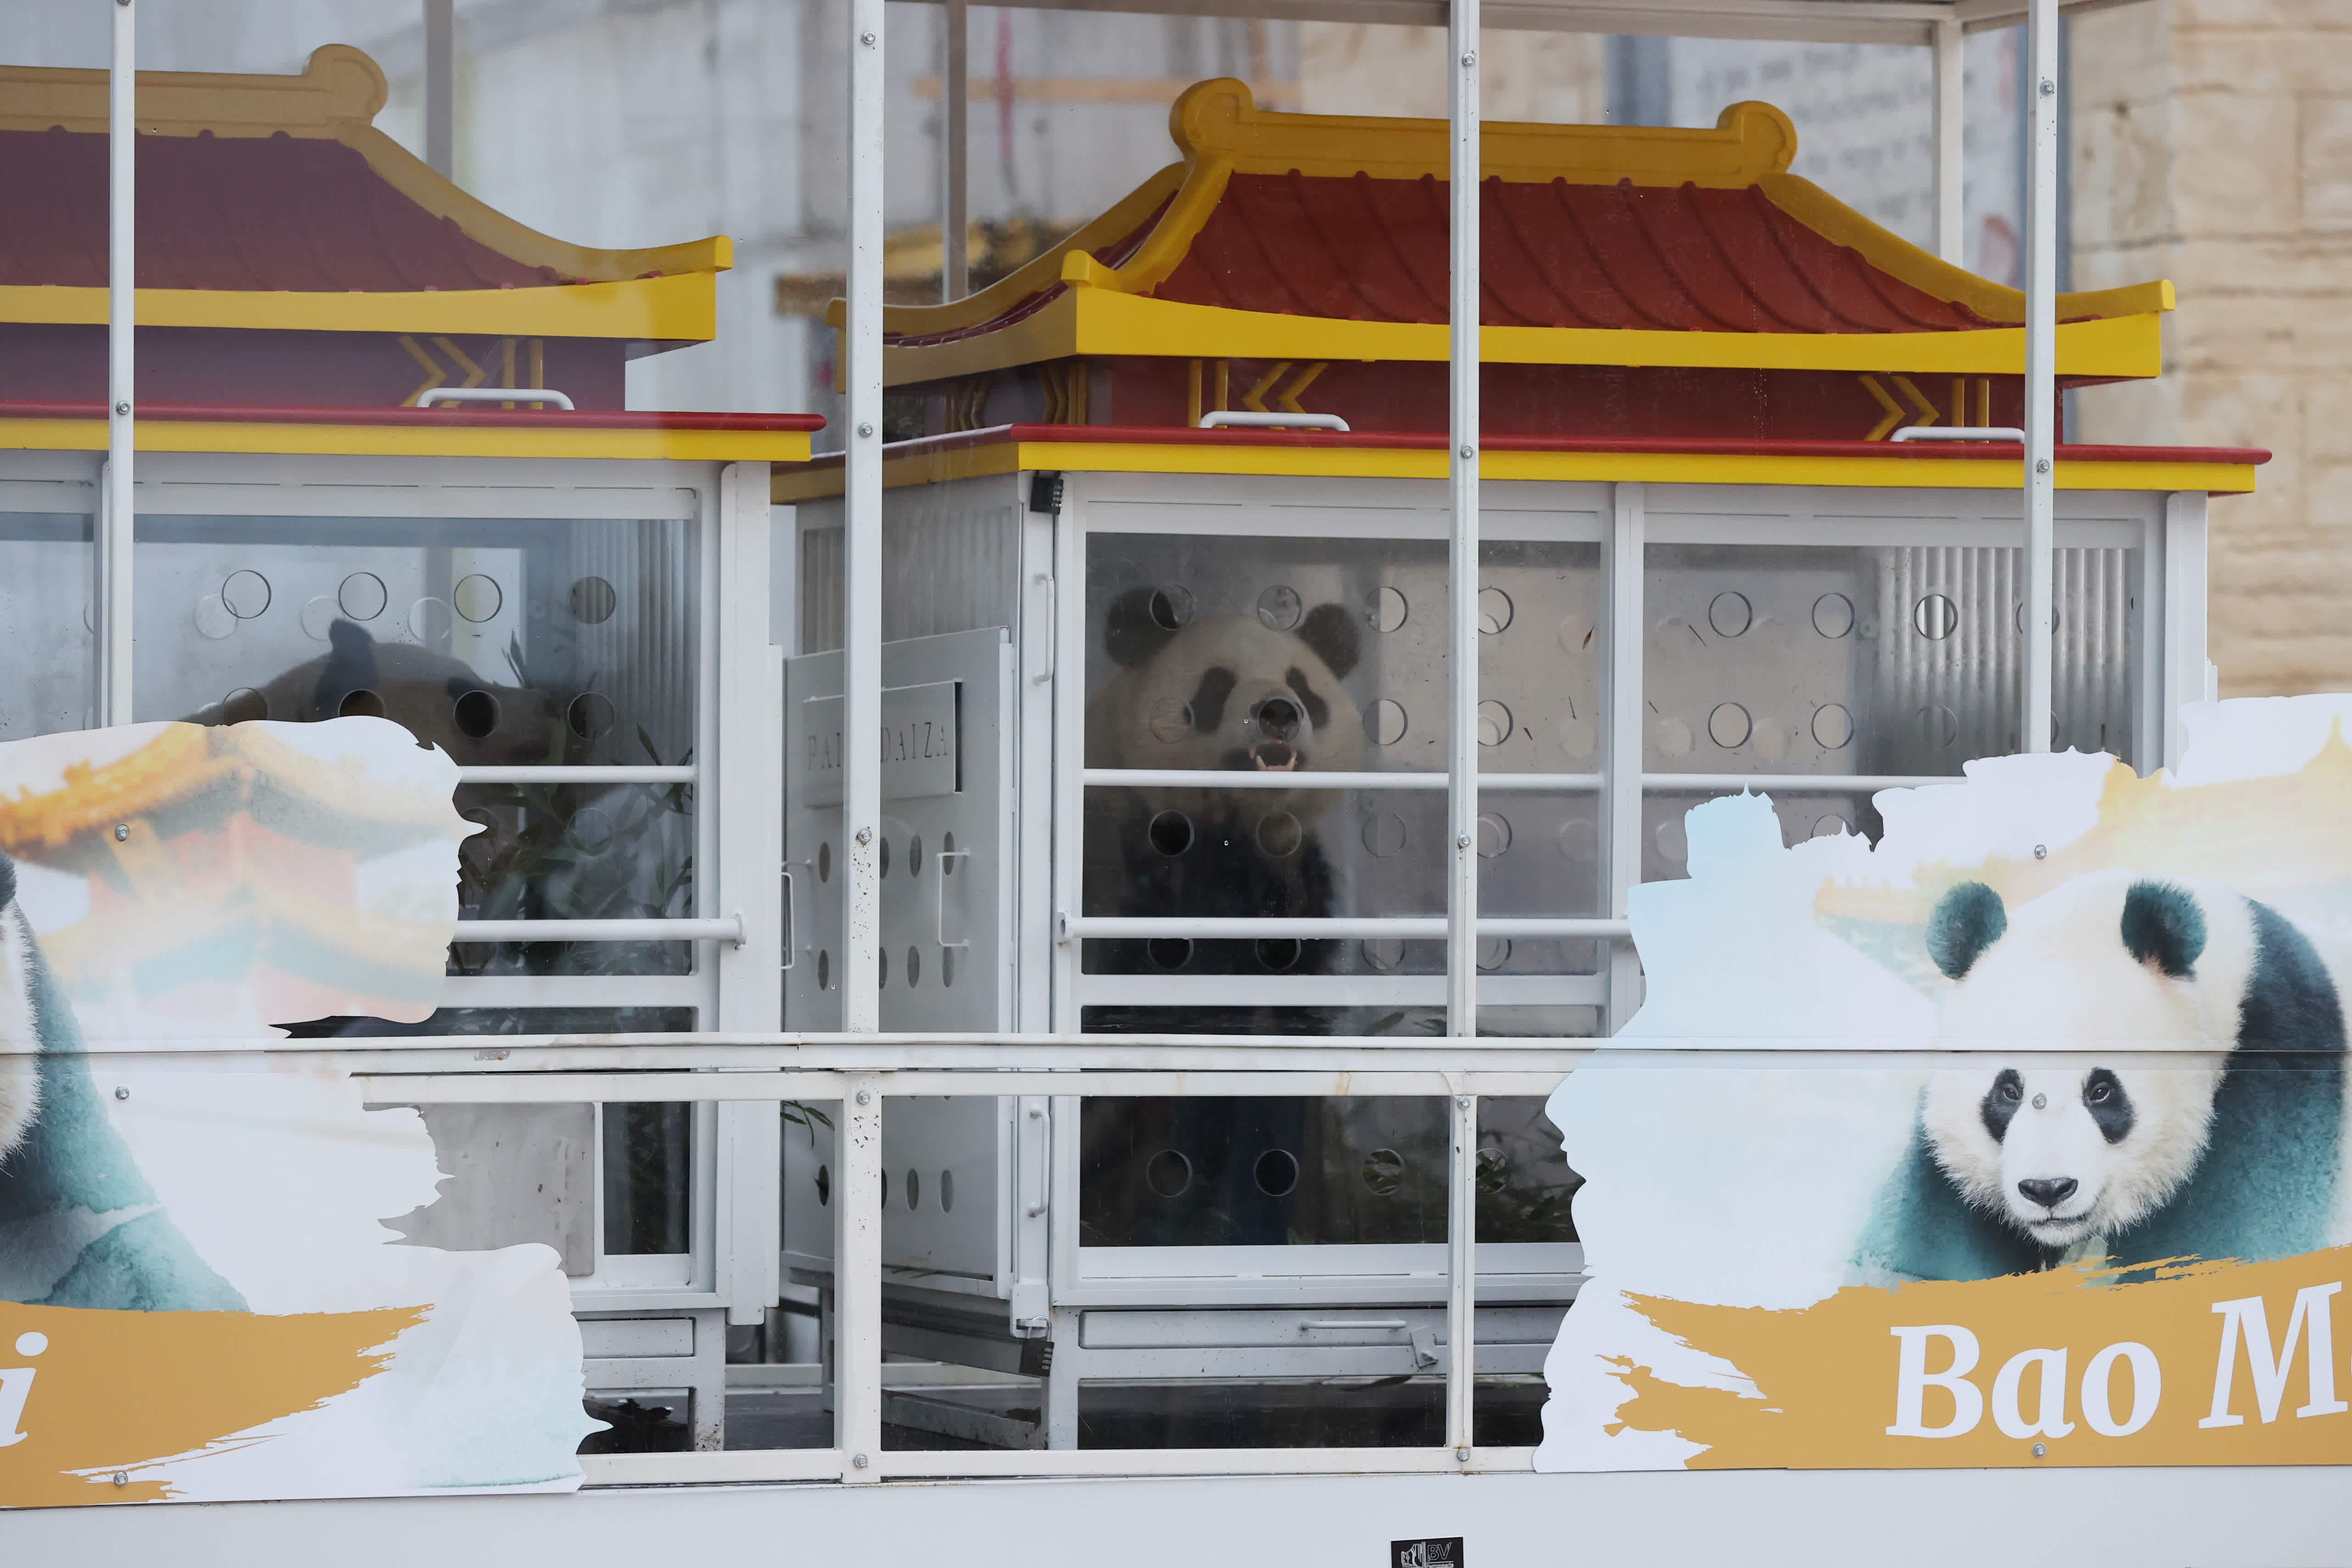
332,1030,1586,1488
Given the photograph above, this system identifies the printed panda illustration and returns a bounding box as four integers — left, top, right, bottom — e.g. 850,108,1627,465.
0,850,244,1310
1081,586,1364,1030
1856,868,2348,1281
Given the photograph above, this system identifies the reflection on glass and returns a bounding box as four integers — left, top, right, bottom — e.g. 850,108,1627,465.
0,512,94,740
603,1101,691,1256
133,514,696,769
1645,542,2138,774
450,781,694,977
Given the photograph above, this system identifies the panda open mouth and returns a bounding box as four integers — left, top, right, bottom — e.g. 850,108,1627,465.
1250,741,1299,771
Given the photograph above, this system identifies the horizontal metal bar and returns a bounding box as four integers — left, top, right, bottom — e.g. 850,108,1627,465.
453,916,743,944
418,386,575,410
1083,768,1601,791
1200,410,1349,432
1070,973,1609,1007
1643,773,1958,792
1893,425,2027,444
1065,915,1628,940
873,1446,1536,1479
456,766,696,784
360,1069,1582,1103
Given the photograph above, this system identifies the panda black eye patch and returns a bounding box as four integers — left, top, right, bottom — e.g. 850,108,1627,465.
2081,1067,2134,1144
1189,667,1237,734
1283,668,1331,733
1981,1068,2024,1142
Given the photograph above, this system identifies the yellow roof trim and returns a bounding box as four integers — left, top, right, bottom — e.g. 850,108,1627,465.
859,81,2173,374
0,45,729,289
873,285,2163,385
774,438,2255,502
1,416,808,464
0,271,716,341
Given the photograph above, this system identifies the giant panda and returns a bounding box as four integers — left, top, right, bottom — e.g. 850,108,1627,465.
1855,868,2348,1282
0,850,245,1310
1081,586,1365,1033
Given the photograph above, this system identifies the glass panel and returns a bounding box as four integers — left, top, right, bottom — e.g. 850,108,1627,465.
451,779,695,977
279,1006,697,1038
0,511,94,739
1644,542,2138,777
132,514,697,769
603,1101,692,1256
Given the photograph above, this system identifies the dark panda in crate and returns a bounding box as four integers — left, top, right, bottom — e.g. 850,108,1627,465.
1083,584,1366,1034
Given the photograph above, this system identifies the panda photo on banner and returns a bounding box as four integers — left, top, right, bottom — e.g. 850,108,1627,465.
1537,695,2352,1473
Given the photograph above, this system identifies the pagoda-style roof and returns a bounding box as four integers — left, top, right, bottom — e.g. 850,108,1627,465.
0,44,726,343
846,80,2171,388
0,723,460,877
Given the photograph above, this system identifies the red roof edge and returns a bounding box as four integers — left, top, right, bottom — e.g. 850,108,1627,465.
790,423,2269,468
0,400,825,433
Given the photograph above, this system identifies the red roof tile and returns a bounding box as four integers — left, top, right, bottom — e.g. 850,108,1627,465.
0,127,566,291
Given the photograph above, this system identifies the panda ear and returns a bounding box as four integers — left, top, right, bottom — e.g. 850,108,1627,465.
1103,587,1182,668
2121,879,2206,978
1299,603,1361,680
1928,881,2007,980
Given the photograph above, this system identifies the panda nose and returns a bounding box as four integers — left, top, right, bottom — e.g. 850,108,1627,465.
2017,1177,2078,1210
1255,696,1302,740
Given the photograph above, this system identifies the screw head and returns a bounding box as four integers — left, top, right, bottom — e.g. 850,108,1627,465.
2035,457,2051,474
113,400,130,416
859,31,876,46
853,1450,870,1467
1459,443,1474,458
1460,50,1476,67
2039,78,2056,96
856,421,875,438
2034,844,2048,860
2032,1092,2048,1110
1455,832,1472,850
1455,1095,1471,1110
114,823,129,841
1455,1444,1471,1462
855,825,874,845
112,1472,128,1485
855,1088,872,1106
114,1085,129,1101
2032,1440,2048,1457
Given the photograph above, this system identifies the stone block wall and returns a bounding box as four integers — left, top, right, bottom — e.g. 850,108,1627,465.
2073,0,2352,695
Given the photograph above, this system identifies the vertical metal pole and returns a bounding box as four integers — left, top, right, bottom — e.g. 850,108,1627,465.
941,0,969,302
2023,0,2058,752
1444,0,1481,1037
1932,17,1965,266
1602,482,1645,1036
424,0,455,180
835,1074,882,1479
843,0,885,1027
1446,1085,1477,1462
101,0,134,728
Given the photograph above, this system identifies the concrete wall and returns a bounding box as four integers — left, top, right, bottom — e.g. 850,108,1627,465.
2072,0,2352,697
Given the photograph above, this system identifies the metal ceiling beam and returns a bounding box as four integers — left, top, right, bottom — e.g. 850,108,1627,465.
889,0,2145,48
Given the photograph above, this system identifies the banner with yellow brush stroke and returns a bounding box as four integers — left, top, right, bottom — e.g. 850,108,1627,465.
1537,696,2352,1471
0,720,597,1505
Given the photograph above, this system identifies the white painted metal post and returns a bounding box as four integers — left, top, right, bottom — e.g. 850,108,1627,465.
835,1073,883,1479
424,0,455,180
1602,482,1645,1036
100,0,134,728
1446,1086,1477,1462
941,0,969,302
1932,17,1965,266
2023,0,2059,752
843,0,885,1028
1445,0,1481,1037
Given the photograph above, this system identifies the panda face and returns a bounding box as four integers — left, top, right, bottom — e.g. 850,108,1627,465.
1923,1059,2220,1247
0,854,42,1167
1918,869,2260,1251
1087,593,1366,785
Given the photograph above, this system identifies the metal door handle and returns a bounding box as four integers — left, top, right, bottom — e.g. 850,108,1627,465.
1299,1319,1408,1332
781,863,814,969
936,849,972,949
